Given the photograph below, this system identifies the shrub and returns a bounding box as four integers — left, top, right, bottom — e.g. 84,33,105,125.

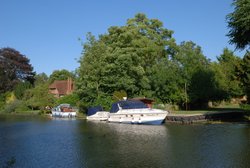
2,100,31,113
57,94,79,106
15,102,30,112
240,104,250,111
78,101,88,114
3,100,22,113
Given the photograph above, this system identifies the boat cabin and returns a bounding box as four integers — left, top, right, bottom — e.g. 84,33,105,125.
110,100,148,113
131,98,154,108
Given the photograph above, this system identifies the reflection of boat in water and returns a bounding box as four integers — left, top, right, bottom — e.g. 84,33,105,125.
87,100,168,125
51,104,77,117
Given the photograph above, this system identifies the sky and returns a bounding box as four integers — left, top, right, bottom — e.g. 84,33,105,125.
0,0,246,76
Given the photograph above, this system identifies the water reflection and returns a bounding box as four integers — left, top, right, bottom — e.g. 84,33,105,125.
80,122,250,168
0,116,249,168
0,117,84,168
165,124,250,168
79,121,169,168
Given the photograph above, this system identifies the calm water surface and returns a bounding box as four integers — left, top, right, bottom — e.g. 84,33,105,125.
0,115,249,168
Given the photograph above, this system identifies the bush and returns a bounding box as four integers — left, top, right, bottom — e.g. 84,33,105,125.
79,93,113,113
0,94,5,112
78,101,88,114
57,94,79,106
93,94,113,111
0,103,5,112
2,100,31,113
15,102,30,112
3,100,22,113
240,104,250,111
14,82,32,99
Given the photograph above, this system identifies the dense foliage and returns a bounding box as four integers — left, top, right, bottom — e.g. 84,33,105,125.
213,48,243,99
77,13,177,108
49,69,75,83
239,51,250,103
1,12,250,113
227,0,250,50
77,13,247,110
0,47,35,94
23,83,56,111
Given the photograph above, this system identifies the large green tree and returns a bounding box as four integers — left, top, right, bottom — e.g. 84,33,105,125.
173,41,210,81
77,14,230,109
239,51,250,103
150,58,184,104
189,69,218,108
77,33,108,103
0,47,35,93
227,0,250,50
77,13,177,106
212,48,243,99
172,41,213,108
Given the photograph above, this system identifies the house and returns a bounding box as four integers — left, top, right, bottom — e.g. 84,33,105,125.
49,78,74,98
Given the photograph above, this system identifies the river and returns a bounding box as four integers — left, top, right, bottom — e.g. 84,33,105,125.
0,115,249,168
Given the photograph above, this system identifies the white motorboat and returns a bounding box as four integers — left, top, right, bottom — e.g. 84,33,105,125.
51,104,77,117
86,106,109,121
87,100,168,125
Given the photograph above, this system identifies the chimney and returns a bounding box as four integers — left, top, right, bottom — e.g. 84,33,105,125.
67,77,73,94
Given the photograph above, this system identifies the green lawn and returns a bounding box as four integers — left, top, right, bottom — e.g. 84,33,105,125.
171,104,244,115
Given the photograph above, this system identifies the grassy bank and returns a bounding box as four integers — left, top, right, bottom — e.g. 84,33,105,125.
76,112,86,119
171,104,244,115
0,110,40,115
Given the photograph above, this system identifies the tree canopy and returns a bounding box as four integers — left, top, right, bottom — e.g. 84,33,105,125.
227,0,250,50
77,13,177,106
34,73,48,86
214,48,243,98
77,13,226,109
239,51,250,103
49,69,75,83
0,47,35,94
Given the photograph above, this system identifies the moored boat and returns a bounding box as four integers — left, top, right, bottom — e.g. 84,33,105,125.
87,100,168,125
87,106,109,121
51,104,77,118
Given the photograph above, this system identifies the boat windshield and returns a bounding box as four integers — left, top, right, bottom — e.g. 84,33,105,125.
87,106,103,116
110,100,147,113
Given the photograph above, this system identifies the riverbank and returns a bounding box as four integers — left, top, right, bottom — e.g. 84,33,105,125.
0,111,86,120
165,111,250,124
0,111,40,116
1,109,249,124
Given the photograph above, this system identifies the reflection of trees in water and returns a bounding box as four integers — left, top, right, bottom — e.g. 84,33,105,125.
2,157,16,168
78,121,169,167
77,121,250,168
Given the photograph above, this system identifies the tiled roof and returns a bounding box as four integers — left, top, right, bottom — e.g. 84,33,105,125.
49,79,74,95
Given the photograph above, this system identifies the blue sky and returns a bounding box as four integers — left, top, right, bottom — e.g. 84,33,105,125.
0,0,245,75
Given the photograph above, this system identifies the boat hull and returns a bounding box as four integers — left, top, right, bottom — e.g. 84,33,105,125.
87,112,168,125
86,112,109,121
52,111,77,118
108,113,167,125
